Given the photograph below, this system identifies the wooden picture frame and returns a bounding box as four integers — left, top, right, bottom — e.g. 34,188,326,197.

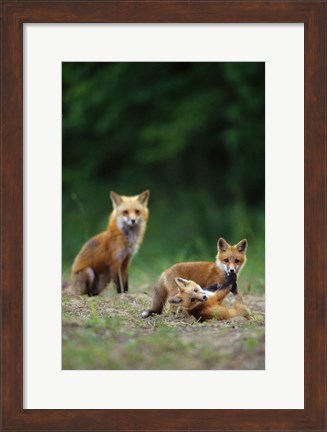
1,1,326,431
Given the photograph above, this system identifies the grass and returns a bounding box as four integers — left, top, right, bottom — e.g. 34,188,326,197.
62,282,265,370
62,201,265,370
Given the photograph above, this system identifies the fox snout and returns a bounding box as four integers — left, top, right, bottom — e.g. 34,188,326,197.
123,214,140,226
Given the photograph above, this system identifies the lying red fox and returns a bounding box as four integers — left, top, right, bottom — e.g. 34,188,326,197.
141,238,247,318
168,273,250,322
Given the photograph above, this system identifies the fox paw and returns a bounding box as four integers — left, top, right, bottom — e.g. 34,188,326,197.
141,310,151,318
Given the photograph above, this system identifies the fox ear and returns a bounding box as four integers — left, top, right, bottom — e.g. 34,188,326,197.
110,191,123,208
168,296,182,305
137,189,150,206
217,237,229,252
174,277,188,291
236,239,248,253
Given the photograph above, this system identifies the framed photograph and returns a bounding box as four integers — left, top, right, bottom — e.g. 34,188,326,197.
61,60,265,371
1,1,325,431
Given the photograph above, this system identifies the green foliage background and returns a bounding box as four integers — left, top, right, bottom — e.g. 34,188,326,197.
62,62,265,292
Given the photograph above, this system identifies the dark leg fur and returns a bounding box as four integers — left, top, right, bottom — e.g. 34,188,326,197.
124,276,129,293
113,275,123,294
121,257,130,293
204,283,220,292
231,282,238,295
204,272,237,293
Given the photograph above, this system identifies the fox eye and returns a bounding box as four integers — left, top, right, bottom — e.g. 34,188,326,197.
224,258,229,263
194,289,198,293
122,210,128,216
135,209,140,215
191,298,196,302
235,259,240,263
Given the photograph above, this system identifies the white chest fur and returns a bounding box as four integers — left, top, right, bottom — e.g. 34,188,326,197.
118,223,142,260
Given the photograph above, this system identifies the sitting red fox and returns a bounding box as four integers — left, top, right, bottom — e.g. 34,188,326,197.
168,273,250,322
141,237,247,318
68,190,150,296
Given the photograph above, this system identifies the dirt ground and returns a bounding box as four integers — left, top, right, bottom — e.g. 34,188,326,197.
62,289,265,370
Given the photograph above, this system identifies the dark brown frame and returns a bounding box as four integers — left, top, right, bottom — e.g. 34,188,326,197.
1,1,326,431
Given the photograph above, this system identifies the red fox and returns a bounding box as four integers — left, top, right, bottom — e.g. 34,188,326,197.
68,190,150,296
168,274,250,322
141,237,247,318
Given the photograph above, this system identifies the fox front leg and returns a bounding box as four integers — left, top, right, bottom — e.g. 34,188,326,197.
124,277,129,293
120,256,130,293
222,272,237,295
205,272,237,293
231,281,238,295
224,270,238,295
204,283,220,292
112,269,124,294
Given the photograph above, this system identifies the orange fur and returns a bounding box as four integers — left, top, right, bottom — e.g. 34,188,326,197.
141,238,247,317
67,190,150,295
168,277,250,322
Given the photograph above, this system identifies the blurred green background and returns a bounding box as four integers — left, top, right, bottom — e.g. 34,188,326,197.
62,62,265,293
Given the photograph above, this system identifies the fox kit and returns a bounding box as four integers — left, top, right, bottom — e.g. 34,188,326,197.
141,237,247,318
168,274,250,322
69,190,150,296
